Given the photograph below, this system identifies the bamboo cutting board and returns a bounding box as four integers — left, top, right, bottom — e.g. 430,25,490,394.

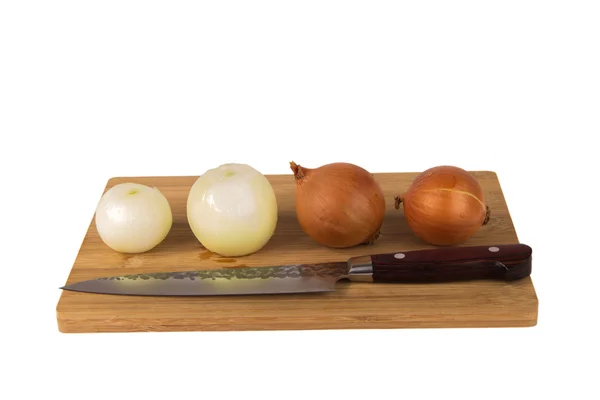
56,171,538,333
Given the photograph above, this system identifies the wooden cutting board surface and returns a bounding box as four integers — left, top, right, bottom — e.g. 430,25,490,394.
56,171,538,333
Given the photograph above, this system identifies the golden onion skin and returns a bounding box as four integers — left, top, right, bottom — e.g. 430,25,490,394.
395,166,490,246
290,161,386,248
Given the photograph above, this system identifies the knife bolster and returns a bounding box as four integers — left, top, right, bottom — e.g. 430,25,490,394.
347,255,374,282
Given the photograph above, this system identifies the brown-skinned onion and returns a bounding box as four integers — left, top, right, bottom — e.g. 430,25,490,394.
290,161,386,248
395,165,490,246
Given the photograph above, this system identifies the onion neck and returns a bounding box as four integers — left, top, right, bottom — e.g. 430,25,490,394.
289,161,306,180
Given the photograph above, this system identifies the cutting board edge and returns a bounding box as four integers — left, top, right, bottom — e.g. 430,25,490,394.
57,321,539,334
99,169,502,183
56,308,539,333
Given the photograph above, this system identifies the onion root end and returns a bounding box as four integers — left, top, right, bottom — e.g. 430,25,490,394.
483,205,491,226
363,229,381,245
394,195,404,210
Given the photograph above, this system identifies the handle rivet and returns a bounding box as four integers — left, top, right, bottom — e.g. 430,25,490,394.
488,246,500,252
394,253,406,259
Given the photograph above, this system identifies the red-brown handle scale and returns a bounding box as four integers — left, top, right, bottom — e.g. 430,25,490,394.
369,244,532,283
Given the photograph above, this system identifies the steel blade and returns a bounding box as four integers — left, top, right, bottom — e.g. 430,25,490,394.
60,262,349,296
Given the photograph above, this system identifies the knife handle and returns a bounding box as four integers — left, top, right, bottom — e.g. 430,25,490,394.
363,244,532,283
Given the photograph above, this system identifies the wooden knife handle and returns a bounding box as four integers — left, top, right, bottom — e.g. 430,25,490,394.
370,244,532,283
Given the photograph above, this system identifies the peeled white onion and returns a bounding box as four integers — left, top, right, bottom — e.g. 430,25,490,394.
187,163,278,257
95,182,173,253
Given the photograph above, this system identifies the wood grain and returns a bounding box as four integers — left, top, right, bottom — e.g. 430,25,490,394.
56,171,538,333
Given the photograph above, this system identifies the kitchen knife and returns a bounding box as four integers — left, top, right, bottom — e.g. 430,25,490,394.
60,243,532,296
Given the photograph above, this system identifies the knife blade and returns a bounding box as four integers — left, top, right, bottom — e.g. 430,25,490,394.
59,243,532,296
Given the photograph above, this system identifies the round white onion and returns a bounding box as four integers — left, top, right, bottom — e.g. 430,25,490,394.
187,163,278,257
95,183,173,253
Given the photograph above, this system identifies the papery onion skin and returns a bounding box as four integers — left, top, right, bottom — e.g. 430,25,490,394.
187,163,278,257
290,161,386,248
395,165,490,246
95,183,173,253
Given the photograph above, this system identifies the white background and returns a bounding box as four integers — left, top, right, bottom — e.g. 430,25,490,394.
1,1,599,399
